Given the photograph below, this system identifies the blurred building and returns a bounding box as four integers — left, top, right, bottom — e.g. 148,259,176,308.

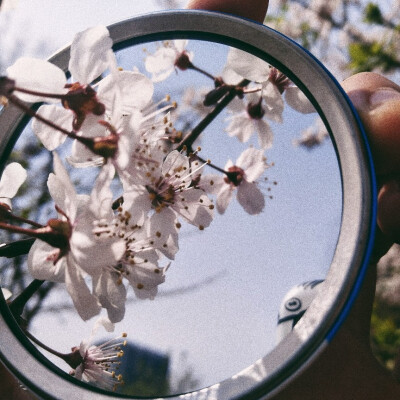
115,341,170,396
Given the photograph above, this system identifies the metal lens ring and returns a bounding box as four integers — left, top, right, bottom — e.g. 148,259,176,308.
0,10,376,400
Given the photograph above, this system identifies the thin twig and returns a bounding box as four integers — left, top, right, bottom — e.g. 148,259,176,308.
9,279,44,318
177,79,250,152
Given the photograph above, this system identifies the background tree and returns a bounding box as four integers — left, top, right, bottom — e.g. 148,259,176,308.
266,0,400,79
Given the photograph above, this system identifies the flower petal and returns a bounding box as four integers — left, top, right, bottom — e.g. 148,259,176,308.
65,254,101,321
237,180,265,215
161,150,189,179
255,119,273,149
89,163,115,218
226,113,254,143
285,86,316,114
216,184,234,215
70,223,125,277
93,272,126,323
127,263,167,300
226,47,270,82
6,57,67,103
145,47,176,82
177,190,214,228
262,82,284,123
174,40,189,53
199,174,225,195
32,105,71,150
48,153,77,219
236,148,266,182
27,239,66,282
92,316,115,335
1,288,12,301
69,26,113,84
97,71,154,113
148,209,179,260
0,162,26,199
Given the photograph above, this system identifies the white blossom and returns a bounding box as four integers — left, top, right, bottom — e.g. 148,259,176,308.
225,94,274,149
284,85,316,114
28,154,125,321
226,47,314,118
292,117,329,149
123,150,214,230
0,162,27,209
71,317,127,391
145,40,193,82
201,147,268,215
10,25,116,142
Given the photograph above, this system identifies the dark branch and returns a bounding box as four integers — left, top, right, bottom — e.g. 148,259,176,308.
0,238,35,258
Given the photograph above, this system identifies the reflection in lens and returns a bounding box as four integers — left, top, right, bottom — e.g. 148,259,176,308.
0,34,341,396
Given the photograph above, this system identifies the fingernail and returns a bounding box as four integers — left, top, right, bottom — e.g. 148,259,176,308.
369,87,400,109
347,90,369,110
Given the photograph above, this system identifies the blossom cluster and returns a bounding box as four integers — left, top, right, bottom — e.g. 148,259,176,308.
0,25,315,388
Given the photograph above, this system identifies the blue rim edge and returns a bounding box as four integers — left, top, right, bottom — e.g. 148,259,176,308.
326,97,377,342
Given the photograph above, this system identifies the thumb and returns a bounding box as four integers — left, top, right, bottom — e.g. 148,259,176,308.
342,72,400,247
342,72,400,176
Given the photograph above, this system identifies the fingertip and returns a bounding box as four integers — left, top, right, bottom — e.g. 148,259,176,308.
378,180,400,243
342,72,400,93
342,73,400,176
186,0,269,23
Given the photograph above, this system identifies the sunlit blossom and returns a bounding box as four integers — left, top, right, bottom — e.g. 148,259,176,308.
69,317,127,391
123,150,214,231
201,147,268,215
225,47,314,117
7,25,117,136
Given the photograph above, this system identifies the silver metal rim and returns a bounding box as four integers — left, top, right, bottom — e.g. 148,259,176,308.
0,10,376,400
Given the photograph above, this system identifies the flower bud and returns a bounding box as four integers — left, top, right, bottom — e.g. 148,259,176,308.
224,166,245,186
247,98,265,120
35,219,71,250
0,203,12,220
175,51,192,70
92,135,119,159
0,76,16,97
62,83,106,131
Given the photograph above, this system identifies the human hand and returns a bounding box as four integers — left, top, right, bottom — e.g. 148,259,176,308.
0,361,36,400
342,73,400,257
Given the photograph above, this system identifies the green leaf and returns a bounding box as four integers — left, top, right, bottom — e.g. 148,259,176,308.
348,41,400,73
364,3,384,25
